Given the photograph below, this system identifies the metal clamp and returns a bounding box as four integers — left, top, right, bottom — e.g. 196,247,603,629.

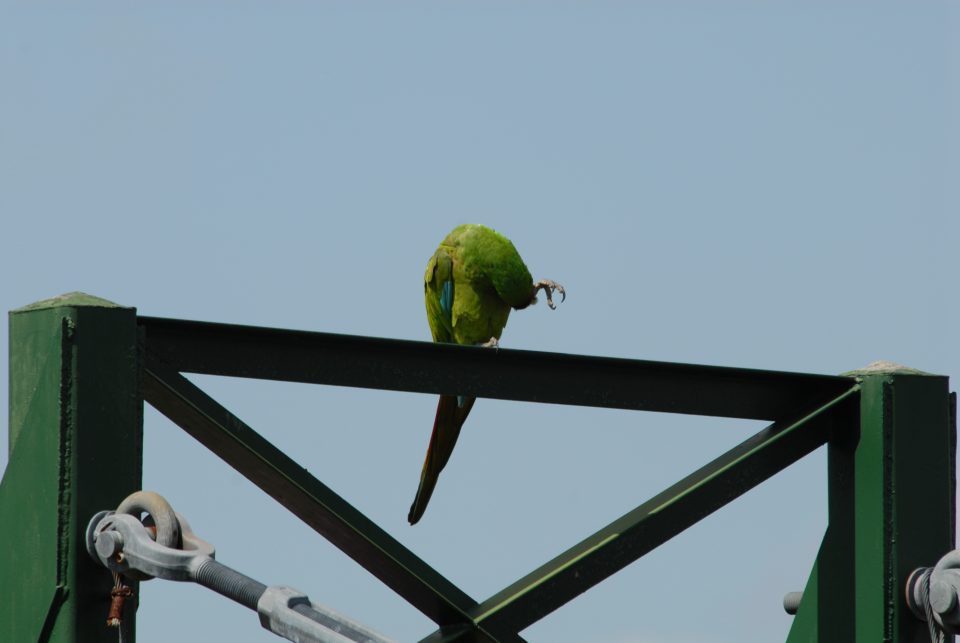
87,491,395,643
907,550,960,635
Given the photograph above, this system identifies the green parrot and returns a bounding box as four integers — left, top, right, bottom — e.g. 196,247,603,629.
408,223,565,524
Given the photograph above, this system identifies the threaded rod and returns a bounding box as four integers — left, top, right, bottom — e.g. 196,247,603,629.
193,557,267,610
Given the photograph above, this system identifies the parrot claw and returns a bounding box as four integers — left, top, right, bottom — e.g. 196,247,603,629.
480,337,500,349
533,279,566,310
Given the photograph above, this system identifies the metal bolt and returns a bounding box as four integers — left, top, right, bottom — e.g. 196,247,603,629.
931,579,958,615
95,531,123,559
783,591,803,615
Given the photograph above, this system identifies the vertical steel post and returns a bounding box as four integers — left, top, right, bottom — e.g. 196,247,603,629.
0,293,142,642
786,393,857,643
788,364,954,642
854,365,954,642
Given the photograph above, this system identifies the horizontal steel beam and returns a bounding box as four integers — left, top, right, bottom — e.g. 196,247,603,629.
140,316,853,421
142,357,519,642
447,386,861,637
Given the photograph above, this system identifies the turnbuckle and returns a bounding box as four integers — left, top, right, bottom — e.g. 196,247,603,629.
87,491,396,643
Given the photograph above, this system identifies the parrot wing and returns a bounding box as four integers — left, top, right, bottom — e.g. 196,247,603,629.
424,248,455,343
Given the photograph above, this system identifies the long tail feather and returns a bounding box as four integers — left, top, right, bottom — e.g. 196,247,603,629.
408,395,476,524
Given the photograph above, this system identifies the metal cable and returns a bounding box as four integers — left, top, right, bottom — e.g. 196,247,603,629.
920,569,945,643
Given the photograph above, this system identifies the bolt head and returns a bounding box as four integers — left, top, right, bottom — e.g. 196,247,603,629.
95,531,123,559
931,580,958,615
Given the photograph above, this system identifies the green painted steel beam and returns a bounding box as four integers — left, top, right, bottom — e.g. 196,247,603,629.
428,387,859,640
139,316,854,422
141,357,520,642
5,298,949,643
852,365,954,642
785,400,857,643
0,293,142,642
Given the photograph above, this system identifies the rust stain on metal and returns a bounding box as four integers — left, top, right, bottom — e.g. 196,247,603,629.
106,585,133,627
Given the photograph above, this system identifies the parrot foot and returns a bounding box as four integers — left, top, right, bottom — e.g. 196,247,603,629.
479,337,500,349
533,279,566,310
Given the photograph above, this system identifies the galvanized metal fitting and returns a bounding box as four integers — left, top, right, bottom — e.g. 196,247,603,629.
906,550,960,634
86,491,397,642
115,490,182,549
783,591,803,615
86,490,215,584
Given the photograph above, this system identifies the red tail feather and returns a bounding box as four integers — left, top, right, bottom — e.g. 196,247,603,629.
408,395,476,524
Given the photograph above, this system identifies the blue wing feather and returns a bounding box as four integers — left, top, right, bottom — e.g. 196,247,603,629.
440,280,454,322
439,280,467,407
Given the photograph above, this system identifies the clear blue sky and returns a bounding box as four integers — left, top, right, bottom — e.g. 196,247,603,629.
2,3,957,642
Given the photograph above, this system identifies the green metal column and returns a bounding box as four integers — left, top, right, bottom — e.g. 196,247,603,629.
854,364,954,642
788,363,954,642
0,293,142,642
785,394,857,643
